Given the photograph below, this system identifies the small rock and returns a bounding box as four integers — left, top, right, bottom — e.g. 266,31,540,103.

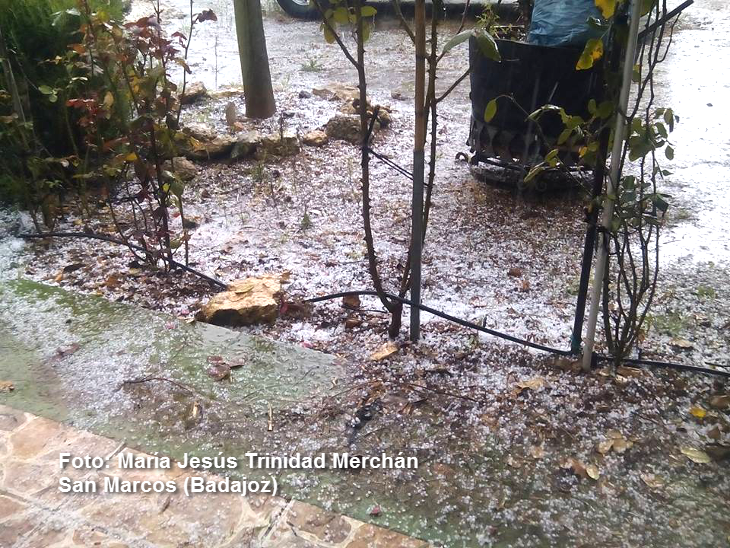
299,90,312,99
198,275,284,327
180,81,208,105
225,102,238,128
391,90,403,100
302,130,328,147
0,381,14,392
200,189,211,199
171,157,198,181
669,337,693,350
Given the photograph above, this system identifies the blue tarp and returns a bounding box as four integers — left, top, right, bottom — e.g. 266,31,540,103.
527,0,604,47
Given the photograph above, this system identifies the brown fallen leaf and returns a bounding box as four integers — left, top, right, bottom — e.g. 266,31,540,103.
0,381,14,392
369,342,398,361
705,444,730,462
345,316,363,329
342,294,361,309
515,377,546,394
586,464,600,480
669,338,693,349
530,445,546,460
597,439,614,455
562,457,588,479
640,473,665,489
207,363,231,381
709,394,730,410
680,446,711,464
507,267,522,277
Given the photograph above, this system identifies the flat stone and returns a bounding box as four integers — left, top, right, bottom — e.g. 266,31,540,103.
347,523,428,548
198,275,283,327
0,405,29,431
284,500,353,544
0,493,25,520
231,130,263,161
8,416,69,460
312,83,360,102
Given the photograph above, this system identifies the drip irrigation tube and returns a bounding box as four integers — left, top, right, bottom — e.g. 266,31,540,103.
306,290,730,379
15,231,729,378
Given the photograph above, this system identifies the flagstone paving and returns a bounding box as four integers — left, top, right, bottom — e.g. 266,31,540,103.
0,405,427,548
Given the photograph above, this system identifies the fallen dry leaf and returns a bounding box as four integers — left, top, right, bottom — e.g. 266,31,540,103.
530,445,546,460
0,381,14,392
597,439,614,455
562,457,588,479
640,473,665,489
709,394,730,410
669,337,693,349
586,464,600,480
342,295,361,309
515,377,546,393
680,446,711,464
689,406,707,419
369,342,399,361
207,363,231,381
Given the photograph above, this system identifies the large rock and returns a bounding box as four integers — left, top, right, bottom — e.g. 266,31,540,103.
257,131,300,159
181,134,237,161
325,115,374,145
198,275,282,326
230,130,263,161
180,82,208,105
182,123,217,142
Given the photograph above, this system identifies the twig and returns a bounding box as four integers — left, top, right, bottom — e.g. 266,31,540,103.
117,375,197,395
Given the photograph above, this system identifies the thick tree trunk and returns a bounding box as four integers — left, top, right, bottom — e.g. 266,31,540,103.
233,0,276,119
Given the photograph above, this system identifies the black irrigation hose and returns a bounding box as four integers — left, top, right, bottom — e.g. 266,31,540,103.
306,290,730,379
17,232,729,378
307,289,573,356
18,232,227,290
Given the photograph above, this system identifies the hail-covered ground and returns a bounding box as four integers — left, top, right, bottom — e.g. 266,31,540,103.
1,0,728,546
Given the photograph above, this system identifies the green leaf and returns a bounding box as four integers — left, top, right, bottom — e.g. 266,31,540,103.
576,38,603,70
597,101,614,120
524,164,546,183
653,194,669,214
333,6,349,24
475,30,501,62
557,128,572,145
323,25,336,44
360,6,377,17
588,99,597,115
38,85,54,95
362,21,372,42
665,145,674,160
442,30,473,55
484,99,498,123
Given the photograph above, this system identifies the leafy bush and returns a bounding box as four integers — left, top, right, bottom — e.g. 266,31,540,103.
0,0,128,155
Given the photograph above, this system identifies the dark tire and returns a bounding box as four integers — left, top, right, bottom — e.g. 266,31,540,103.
276,0,322,19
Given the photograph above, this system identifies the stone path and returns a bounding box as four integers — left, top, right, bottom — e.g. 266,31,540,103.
0,405,427,548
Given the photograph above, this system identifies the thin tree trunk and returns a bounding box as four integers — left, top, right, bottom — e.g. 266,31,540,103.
233,0,276,118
